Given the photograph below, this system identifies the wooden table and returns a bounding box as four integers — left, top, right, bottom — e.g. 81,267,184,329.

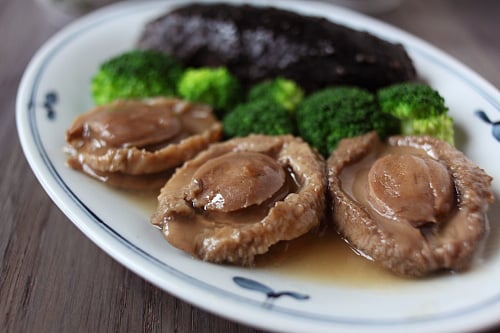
1,0,499,332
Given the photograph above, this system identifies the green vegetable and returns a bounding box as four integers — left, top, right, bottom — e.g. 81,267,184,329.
296,86,399,156
402,113,455,144
223,99,295,138
247,77,304,113
377,82,454,144
91,50,183,105
177,67,242,116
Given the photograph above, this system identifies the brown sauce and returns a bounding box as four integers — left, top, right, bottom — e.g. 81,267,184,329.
117,166,420,285
115,189,159,215
255,228,412,287
124,181,412,286
115,140,495,285
117,188,493,287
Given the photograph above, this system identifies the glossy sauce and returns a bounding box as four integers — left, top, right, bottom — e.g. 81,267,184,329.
119,176,409,287
119,189,484,287
121,183,413,286
117,149,462,287
255,228,411,287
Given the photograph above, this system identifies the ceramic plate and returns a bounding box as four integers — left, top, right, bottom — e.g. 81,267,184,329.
16,1,500,332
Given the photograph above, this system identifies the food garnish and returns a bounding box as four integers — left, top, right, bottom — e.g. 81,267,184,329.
377,82,455,144
177,67,242,117
246,77,304,113
222,99,295,138
91,50,183,105
296,86,400,156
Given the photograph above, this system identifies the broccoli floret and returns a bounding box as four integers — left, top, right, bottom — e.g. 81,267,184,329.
296,86,399,156
402,114,455,145
377,82,448,118
247,77,304,113
222,99,295,138
177,67,242,116
91,50,183,105
377,82,455,144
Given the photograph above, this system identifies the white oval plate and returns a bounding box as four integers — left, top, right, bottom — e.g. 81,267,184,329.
16,1,500,332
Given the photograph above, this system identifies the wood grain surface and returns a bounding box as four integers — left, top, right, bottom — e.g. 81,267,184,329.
1,0,499,332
